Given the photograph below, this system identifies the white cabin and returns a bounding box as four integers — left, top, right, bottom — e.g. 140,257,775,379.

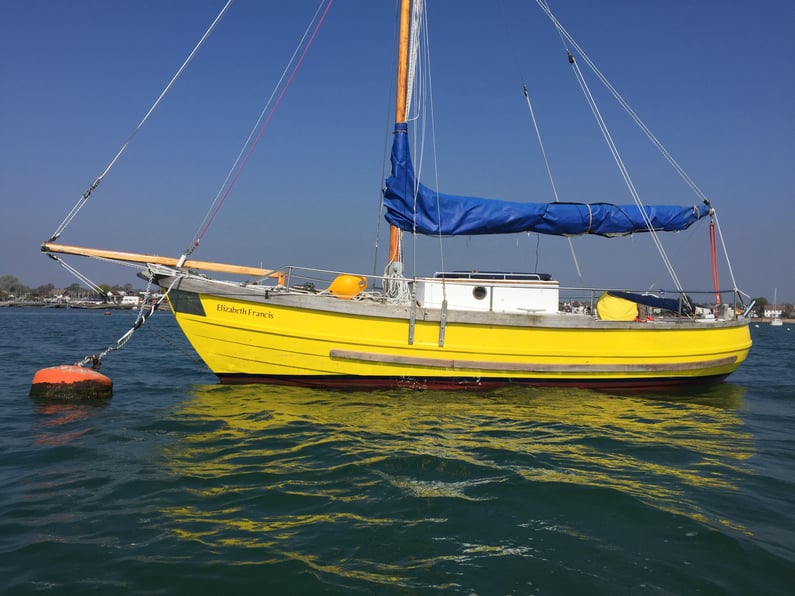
417,272,559,314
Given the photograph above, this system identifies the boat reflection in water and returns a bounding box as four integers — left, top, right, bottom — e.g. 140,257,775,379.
161,384,752,582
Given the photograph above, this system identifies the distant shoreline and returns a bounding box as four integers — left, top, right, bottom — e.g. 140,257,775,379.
0,301,170,311
0,301,786,322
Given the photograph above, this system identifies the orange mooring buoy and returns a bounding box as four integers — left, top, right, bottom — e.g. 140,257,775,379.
30,365,113,400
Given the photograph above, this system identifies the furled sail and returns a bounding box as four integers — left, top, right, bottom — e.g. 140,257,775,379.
608,291,695,315
383,123,711,237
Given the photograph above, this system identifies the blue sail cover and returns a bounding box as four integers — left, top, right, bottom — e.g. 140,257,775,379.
383,123,711,237
608,291,695,315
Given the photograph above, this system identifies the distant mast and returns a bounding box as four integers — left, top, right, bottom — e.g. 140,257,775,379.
387,0,412,269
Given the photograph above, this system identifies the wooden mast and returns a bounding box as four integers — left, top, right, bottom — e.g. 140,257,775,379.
387,0,412,266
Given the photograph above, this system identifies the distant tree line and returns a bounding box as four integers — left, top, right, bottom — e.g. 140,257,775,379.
0,274,139,302
3,274,791,316
752,296,794,318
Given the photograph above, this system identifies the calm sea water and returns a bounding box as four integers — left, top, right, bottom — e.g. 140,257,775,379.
1,308,793,594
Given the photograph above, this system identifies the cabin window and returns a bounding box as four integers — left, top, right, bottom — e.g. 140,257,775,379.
472,286,488,300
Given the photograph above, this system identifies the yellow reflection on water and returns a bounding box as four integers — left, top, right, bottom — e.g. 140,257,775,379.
161,382,753,579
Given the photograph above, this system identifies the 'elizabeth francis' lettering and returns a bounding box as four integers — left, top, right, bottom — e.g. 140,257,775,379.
216,303,274,319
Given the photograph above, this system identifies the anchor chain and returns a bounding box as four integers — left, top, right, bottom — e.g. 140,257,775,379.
76,275,179,370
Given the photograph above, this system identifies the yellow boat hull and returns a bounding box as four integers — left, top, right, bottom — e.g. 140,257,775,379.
163,276,751,390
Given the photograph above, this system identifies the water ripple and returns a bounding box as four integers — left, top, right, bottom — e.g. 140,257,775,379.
2,311,794,593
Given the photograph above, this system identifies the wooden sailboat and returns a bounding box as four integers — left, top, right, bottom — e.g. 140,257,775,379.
42,0,752,390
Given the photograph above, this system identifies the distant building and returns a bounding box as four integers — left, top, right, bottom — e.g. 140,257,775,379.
764,305,783,318
120,295,141,308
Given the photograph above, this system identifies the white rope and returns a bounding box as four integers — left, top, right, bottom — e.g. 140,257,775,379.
535,1,693,292
420,6,449,305
568,53,685,292
404,0,424,114
49,0,234,242
521,84,584,285
711,210,741,294
47,255,106,297
188,0,331,254
385,0,425,305
535,0,710,203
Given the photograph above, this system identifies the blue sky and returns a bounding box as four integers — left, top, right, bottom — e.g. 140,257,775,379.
1,0,793,303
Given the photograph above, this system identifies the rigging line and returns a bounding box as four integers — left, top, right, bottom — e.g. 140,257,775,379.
521,84,584,285
46,255,106,297
400,39,422,292
568,54,685,292
405,0,424,115
533,0,709,203
405,10,424,270
500,0,583,284
542,0,569,53
373,1,402,278
522,86,561,204
538,0,731,301
639,207,704,296
711,210,741,294
408,6,434,272
542,0,683,293
192,0,334,250
48,0,234,243
418,3,449,293
385,0,423,305
710,220,721,304
189,0,332,253
419,25,449,307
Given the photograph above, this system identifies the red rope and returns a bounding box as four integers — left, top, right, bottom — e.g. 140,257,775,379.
709,220,721,304
194,0,334,247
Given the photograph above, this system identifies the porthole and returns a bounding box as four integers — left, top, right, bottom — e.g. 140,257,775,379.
472,286,488,300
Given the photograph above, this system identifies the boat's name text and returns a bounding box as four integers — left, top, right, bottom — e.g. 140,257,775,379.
216,303,274,319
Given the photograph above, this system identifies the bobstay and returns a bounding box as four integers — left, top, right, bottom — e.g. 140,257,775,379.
327,274,367,299
30,365,113,400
